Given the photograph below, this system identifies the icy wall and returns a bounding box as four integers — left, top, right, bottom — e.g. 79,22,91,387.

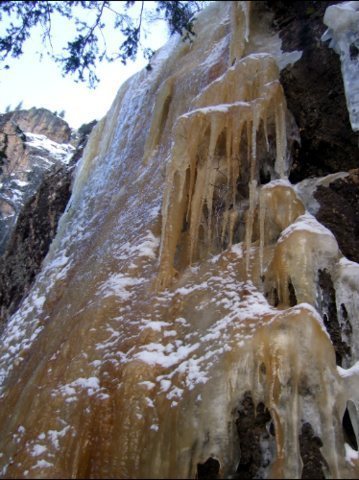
0,2,358,479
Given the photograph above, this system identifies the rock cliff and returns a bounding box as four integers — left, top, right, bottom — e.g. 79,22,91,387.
0,2,358,479
0,109,94,326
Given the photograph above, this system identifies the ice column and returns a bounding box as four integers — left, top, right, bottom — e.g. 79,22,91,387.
322,1,359,131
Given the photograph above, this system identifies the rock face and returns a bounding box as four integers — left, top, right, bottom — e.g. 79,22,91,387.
0,2,358,480
0,109,95,326
6,107,72,144
269,1,358,182
315,170,359,264
0,163,73,326
0,109,74,253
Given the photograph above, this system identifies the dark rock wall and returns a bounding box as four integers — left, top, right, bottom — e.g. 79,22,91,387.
235,392,275,479
234,395,329,480
317,268,351,366
299,423,328,479
268,1,358,182
0,163,73,326
315,170,359,263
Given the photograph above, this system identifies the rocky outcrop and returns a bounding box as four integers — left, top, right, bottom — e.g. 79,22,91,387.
0,109,96,327
6,107,72,144
0,110,74,253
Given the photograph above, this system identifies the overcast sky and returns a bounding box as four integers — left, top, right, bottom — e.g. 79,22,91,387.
0,2,168,130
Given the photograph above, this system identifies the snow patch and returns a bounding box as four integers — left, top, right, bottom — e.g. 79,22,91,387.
55,376,104,401
31,460,53,469
31,445,47,457
338,360,359,378
25,133,74,163
98,273,142,300
135,342,200,369
345,442,359,465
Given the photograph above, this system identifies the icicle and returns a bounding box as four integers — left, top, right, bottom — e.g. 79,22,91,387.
228,209,238,246
274,96,288,178
229,2,252,65
189,163,207,263
245,179,257,275
263,115,270,152
186,117,205,223
259,188,266,277
250,103,261,180
205,117,222,248
230,116,243,209
241,1,251,43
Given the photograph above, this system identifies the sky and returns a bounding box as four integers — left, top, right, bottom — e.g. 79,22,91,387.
0,2,169,130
